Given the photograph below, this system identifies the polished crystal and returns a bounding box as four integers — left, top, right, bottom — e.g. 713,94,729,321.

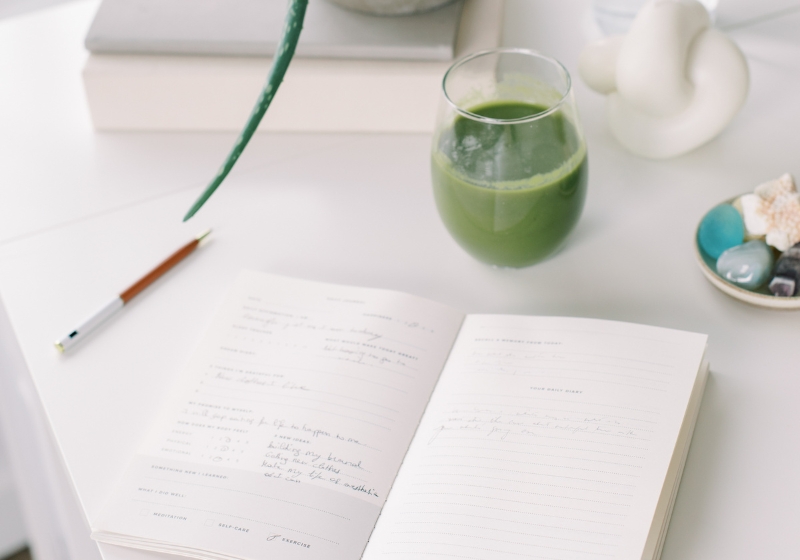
699,204,745,259
716,240,773,290
769,242,800,297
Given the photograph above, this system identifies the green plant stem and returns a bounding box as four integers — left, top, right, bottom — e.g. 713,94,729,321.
183,0,309,221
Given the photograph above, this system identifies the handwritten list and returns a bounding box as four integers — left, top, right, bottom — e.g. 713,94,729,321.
94,271,464,560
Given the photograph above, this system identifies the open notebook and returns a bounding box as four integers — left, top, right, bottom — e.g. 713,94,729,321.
92,270,709,560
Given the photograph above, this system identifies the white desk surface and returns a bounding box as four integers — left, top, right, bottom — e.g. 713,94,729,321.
1,1,799,559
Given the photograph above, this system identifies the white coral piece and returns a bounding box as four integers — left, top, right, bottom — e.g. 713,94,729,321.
739,173,800,252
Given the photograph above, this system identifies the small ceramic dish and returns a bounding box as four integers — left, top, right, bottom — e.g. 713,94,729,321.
694,195,800,309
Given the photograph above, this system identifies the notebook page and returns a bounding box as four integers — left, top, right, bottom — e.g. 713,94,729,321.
363,315,707,560
93,271,465,560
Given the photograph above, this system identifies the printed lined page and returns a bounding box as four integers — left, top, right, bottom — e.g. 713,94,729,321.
363,315,707,560
93,271,465,560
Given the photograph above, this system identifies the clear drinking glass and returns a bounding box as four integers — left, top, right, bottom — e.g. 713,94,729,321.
431,49,588,268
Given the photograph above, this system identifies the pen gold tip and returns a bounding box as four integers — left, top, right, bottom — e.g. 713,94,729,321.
54,342,64,353
196,228,212,243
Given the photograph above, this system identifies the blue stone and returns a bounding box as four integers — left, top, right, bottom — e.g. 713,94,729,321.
716,240,774,290
698,204,745,259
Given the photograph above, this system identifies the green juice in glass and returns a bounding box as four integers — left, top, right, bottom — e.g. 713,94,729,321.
432,100,588,267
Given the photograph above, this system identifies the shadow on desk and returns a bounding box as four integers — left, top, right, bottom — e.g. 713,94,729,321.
3,547,31,560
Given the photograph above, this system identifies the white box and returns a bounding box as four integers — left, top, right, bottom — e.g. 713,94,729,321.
82,0,504,133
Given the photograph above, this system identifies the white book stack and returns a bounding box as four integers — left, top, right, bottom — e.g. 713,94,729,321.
82,0,505,133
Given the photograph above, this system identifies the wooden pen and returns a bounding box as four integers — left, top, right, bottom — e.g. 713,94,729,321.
55,229,211,352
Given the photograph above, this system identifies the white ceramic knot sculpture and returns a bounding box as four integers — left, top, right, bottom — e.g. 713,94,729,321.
579,0,749,159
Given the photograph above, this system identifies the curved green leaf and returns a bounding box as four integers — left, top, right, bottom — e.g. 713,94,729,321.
184,0,309,221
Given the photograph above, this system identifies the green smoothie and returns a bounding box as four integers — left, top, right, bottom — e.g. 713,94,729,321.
432,101,588,267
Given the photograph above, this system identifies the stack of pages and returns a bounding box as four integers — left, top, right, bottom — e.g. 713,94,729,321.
82,0,505,132
93,271,709,560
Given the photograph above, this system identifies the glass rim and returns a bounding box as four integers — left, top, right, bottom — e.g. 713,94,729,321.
441,48,573,125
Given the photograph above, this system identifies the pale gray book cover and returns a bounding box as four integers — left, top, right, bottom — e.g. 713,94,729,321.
85,0,465,61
